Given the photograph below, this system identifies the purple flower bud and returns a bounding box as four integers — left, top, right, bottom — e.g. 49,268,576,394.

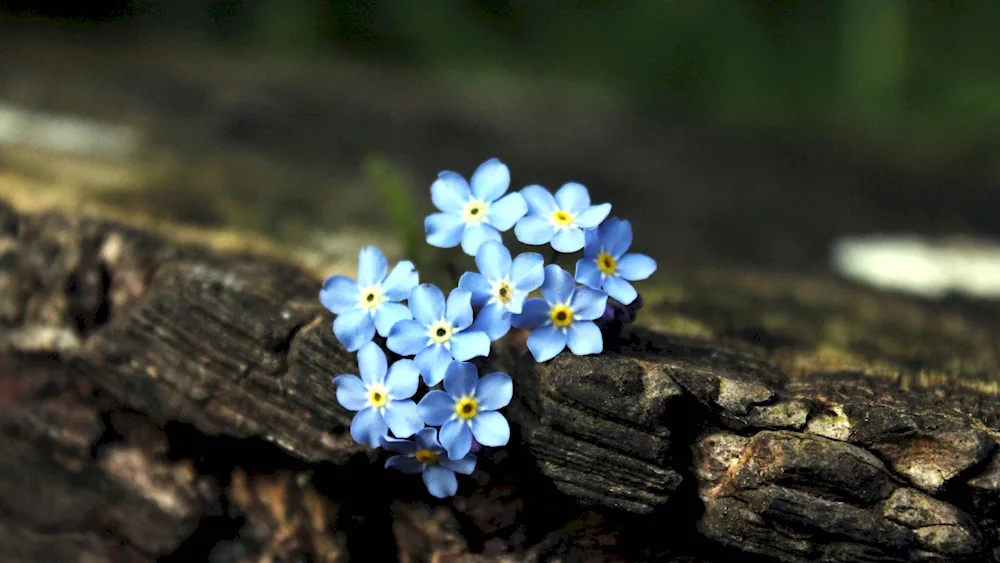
598,303,616,325
629,294,644,314
616,305,636,324
619,294,644,324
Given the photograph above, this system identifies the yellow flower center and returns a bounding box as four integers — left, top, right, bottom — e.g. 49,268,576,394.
462,200,489,224
491,279,514,305
415,449,439,464
358,285,384,312
427,320,454,345
597,252,617,275
550,304,574,328
368,384,389,408
455,396,478,420
551,209,574,228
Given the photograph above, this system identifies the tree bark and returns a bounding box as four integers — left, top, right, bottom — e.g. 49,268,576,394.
1,198,998,562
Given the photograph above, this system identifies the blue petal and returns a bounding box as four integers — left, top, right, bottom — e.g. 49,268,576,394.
527,324,567,362
567,321,603,356
440,454,477,475
385,358,420,399
423,465,458,498
444,361,478,398
603,276,638,305
475,372,513,410
460,223,502,256
570,286,608,321
471,410,510,447
510,298,549,329
616,253,657,281
384,399,423,438
458,272,492,307
449,331,491,362
350,407,387,447
381,260,419,301
356,341,387,386
417,390,456,426
600,217,632,258
510,252,545,292
319,275,359,314
332,374,367,411
469,158,510,202
507,291,528,315
583,227,601,259
475,240,512,282
409,284,446,326
413,427,441,450
385,454,424,474
431,171,472,212
425,212,465,248
574,258,602,289
445,288,474,331
486,192,527,231
551,227,585,253
521,184,557,214
374,302,412,337
514,216,555,245
415,345,453,386
439,419,473,460
357,246,388,287
574,203,611,229
554,182,590,214
541,264,575,304
381,436,416,453
333,309,375,352
471,302,511,341
386,319,429,356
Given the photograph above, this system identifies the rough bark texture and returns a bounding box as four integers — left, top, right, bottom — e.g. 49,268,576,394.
1,197,999,562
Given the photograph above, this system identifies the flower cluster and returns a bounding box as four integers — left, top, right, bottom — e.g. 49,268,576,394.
319,158,655,498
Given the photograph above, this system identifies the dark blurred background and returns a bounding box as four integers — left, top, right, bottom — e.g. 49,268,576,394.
1,0,998,277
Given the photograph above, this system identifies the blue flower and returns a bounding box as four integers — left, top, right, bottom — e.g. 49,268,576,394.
319,246,418,352
386,285,491,386
458,241,544,341
417,362,512,460
332,342,424,447
382,427,477,498
512,264,608,362
575,218,657,305
424,158,528,256
514,182,611,253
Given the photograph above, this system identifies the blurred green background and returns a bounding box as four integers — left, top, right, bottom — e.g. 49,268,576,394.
1,0,998,275
6,0,997,144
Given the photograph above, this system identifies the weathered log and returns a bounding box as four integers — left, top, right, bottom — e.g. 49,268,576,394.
0,355,219,562
1,197,999,562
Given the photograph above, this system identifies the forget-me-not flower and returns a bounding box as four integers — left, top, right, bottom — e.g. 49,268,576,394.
424,158,528,256
417,362,512,460
320,246,418,352
575,218,657,305
458,241,544,340
512,264,608,362
382,427,477,498
387,285,491,385
332,342,424,447
514,182,611,253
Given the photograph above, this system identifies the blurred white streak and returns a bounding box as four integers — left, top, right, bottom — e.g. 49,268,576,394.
0,101,139,160
832,235,1000,298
